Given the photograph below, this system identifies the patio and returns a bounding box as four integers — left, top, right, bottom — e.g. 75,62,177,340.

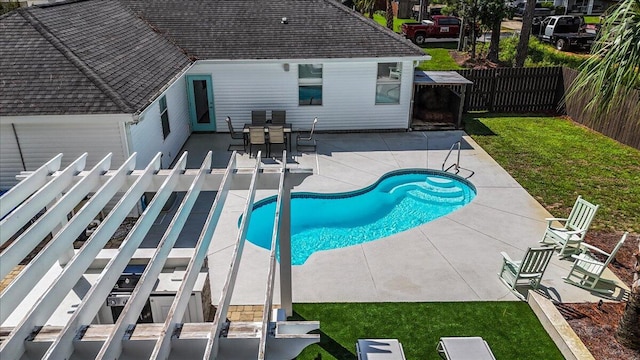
169,131,627,305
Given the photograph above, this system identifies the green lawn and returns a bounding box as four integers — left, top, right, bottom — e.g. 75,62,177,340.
372,14,415,33
583,15,601,24
293,302,563,360
418,46,462,70
465,115,640,232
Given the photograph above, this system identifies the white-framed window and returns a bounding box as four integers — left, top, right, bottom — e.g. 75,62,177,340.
376,62,401,104
159,95,170,139
299,64,322,106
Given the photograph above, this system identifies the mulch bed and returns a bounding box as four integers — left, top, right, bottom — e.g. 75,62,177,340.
557,231,640,360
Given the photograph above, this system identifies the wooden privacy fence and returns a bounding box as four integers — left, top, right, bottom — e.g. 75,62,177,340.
449,66,639,150
562,68,640,150
457,67,564,112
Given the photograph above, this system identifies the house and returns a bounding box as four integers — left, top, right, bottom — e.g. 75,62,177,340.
0,0,427,190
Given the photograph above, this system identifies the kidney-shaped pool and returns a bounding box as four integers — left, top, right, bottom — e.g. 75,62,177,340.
244,169,476,265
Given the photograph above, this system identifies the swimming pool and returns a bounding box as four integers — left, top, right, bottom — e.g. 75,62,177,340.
245,169,476,265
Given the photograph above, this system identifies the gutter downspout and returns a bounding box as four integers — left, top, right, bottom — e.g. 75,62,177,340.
12,124,27,171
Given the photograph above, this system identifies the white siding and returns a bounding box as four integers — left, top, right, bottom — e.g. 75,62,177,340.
130,76,190,169
189,60,414,131
0,121,127,190
0,124,23,190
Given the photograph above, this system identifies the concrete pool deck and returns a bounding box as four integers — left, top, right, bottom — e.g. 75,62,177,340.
174,131,627,305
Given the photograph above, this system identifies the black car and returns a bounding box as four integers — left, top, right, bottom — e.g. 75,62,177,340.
513,3,553,18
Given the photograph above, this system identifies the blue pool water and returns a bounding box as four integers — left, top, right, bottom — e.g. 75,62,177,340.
245,169,476,265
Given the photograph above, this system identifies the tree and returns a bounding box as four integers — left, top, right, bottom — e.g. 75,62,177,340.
477,0,509,63
616,237,640,350
354,0,375,18
564,0,640,350
565,0,640,121
514,0,536,67
386,0,394,30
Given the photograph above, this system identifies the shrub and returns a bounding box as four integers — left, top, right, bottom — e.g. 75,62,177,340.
499,36,588,69
540,2,555,9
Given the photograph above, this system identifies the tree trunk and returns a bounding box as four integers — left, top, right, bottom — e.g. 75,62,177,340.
487,21,500,63
488,20,500,63
386,0,394,30
615,238,640,350
515,0,536,67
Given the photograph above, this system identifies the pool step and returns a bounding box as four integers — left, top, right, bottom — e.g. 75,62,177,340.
390,181,464,198
405,190,466,205
425,176,458,188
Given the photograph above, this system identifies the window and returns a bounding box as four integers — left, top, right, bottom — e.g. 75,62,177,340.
376,63,401,104
159,95,170,139
299,64,322,105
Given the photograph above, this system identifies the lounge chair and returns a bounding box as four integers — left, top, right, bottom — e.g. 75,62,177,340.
498,247,555,300
296,117,318,152
356,339,406,360
540,196,599,258
563,232,628,293
437,337,496,360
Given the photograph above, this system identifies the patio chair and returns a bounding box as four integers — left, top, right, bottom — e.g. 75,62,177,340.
498,247,555,300
540,195,599,258
296,117,318,152
226,116,246,151
267,125,286,158
252,110,267,125
248,126,266,158
271,110,286,125
563,232,628,293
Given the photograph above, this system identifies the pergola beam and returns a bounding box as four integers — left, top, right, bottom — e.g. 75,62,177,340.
0,153,121,323
0,153,86,246
258,151,287,360
0,153,112,281
0,153,157,360
97,151,214,360
42,152,177,360
0,153,62,219
203,152,263,360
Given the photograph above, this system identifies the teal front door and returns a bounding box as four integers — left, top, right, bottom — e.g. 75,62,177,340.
186,75,216,132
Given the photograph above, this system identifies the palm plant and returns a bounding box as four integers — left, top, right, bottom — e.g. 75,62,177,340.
564,0,640,350
564,0,640,122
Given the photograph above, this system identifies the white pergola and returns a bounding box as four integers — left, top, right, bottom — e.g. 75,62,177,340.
0,151,318,360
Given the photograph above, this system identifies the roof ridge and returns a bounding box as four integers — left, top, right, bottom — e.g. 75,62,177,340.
323,0,425,56
18,6,135,113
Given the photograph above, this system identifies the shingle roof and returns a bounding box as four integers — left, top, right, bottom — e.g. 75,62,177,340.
0,0,425,116
122,0,425,60
1,0,192,116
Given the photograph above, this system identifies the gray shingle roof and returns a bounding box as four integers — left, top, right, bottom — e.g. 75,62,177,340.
123,0,425,60
0,0,425,116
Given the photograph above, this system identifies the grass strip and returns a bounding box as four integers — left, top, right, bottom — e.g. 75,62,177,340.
465,115,640,232
292,302,563,360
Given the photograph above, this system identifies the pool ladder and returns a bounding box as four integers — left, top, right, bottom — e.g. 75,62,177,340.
442,141,475,178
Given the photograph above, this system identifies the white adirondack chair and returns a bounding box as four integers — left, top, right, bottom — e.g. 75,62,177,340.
498,247,555,300
540,196,599,258
563,232,628,293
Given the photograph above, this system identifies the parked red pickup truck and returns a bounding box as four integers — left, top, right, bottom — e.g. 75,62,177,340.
401,15,478,45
